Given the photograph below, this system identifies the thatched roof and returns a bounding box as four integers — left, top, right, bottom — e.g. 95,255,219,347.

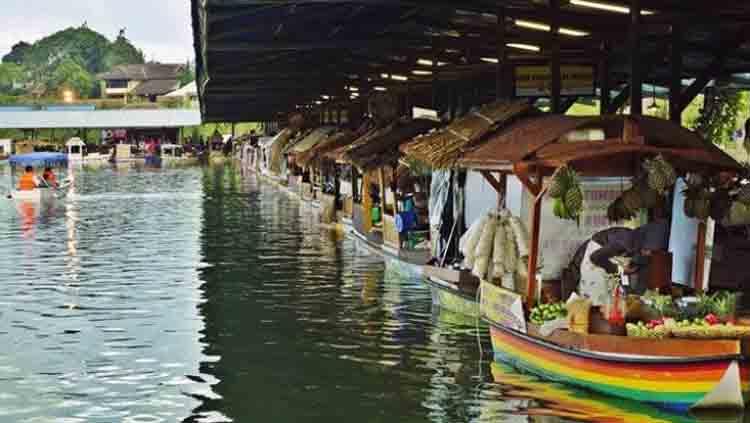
344,117,438,171
268,128,295,174
296,129,357,167
284,126,337,155
400,100,533,169
458,115,742,175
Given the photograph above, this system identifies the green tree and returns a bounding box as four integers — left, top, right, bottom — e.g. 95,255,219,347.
0,63,25,92
690,85,742,146
25,26,110,77
103,30,145,68
178,61,195,86
2,41,31,64
48,58,93,98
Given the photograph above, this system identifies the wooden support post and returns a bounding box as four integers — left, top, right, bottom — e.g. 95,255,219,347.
629,0,642,116
527,192,543,308
694,221,707,292
599,42,610,115
496,5,508,100
669,21,682,123
432,37,440,111
550,0,562,114
480,170,506,200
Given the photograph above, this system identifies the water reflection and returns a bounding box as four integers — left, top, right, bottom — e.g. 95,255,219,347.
1,162,744,422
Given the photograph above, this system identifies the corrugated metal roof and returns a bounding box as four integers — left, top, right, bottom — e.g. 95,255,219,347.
0,109,201,129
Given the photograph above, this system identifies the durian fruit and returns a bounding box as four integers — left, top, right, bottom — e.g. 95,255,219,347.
644,155,677,195
548,165,573,199
621,188,642,212
564,186,584,219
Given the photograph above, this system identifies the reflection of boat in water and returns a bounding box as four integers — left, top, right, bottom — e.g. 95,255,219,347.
488,361,744,423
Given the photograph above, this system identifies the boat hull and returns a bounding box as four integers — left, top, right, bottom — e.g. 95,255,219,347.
11,189,57,202
424,277,479,318
488,323,748,411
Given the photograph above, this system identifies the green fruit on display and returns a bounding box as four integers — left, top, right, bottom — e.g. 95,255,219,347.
548,166,571,199
564,186,583,218
529,302,567,325
553,198,568,220
644,155,677,195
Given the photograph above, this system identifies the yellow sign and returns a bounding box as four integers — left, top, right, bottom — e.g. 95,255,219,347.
514,65,595,97
480,282,527,333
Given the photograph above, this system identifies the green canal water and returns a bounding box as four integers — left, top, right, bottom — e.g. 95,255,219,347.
0,163,743,422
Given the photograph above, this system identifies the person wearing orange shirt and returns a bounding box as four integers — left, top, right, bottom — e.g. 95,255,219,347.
17,166,37,191
42,167,58,188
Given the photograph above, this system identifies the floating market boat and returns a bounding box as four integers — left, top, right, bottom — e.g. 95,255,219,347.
401,101,536,318
452,113,749,411
7,152,69,203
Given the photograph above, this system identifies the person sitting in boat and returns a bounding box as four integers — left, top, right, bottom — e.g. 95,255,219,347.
590,204,669,292
17,166,39,191
42,167,58,188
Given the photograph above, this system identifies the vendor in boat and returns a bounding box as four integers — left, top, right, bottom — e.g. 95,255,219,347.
590,203,669,293
42,167,58,188
17,166,38,191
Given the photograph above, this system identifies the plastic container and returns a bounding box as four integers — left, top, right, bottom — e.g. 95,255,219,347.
371,207,381,224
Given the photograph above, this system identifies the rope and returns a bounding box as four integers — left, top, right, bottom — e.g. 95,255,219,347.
472,111,495,125
447,128,471,142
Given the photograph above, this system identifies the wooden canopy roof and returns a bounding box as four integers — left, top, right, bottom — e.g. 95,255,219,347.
343,117,439,171
458,114,743,175
192,0,750,122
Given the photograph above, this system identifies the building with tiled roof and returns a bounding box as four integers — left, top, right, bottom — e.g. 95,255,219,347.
97,63,184,102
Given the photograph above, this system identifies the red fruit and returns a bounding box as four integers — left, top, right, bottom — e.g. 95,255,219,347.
705,314,720,325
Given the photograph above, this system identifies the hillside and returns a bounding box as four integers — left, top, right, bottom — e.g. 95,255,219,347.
0,25,145,99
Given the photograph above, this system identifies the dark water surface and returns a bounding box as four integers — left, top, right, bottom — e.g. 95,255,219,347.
0,163,743,423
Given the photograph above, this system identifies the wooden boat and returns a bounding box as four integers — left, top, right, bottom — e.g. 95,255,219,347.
459,115,748,411
483,281,748,411
423,265,480,317
10,187,58,203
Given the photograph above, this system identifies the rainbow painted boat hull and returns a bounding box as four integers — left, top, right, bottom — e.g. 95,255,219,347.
489,323,748,412
481,282,749,411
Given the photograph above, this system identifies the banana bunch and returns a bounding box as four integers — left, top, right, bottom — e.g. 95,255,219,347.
549,165,583,221
643,155,677,195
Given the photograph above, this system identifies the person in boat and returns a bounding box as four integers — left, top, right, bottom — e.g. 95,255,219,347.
589,204,669,292
17,166,38,191
42,167,58,188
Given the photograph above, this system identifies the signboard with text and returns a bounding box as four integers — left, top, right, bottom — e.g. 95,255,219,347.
514,65,595,97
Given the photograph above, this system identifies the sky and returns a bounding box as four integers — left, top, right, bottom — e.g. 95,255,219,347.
0,0,194,63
